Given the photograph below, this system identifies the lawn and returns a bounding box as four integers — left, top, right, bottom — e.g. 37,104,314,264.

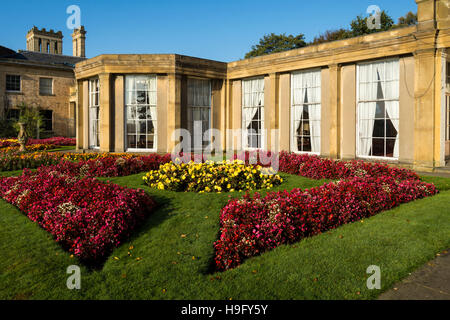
0,168,449,300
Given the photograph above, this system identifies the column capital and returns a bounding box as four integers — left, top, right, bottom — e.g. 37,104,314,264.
98,72,111,80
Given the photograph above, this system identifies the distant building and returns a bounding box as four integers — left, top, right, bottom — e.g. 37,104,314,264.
0,26,86,137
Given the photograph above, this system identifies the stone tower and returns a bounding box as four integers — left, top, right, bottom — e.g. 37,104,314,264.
26,26,63,55
72,26,86,58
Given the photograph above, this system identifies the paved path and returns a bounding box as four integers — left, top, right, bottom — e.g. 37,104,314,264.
379,249,450,300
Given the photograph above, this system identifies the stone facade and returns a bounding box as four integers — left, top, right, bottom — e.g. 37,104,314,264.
0,61,77,136
0,26,87,137
74,0,450,171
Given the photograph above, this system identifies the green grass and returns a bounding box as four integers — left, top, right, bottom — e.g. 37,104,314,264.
47,146,76,152
0,171,449,300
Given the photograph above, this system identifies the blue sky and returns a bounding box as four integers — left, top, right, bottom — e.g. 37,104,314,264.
0,0,417,62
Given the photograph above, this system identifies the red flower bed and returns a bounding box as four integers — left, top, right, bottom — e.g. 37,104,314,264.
214,176,437,271
26,137,76,146
44,153,172,178
215,152,437,271
0,167,156,264
0,137,76,148
235,151,418,181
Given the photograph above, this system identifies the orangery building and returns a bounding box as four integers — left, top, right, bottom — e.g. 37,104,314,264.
74,0,450,171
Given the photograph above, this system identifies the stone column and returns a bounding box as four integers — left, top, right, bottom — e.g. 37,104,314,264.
399,56,416,165
75,80,83,150
82,80,89,150
167,73,182,153
99,73,113,152
434,49,447,167
340,64,356,160
231,80,242,151
114,75,125,152
265,73,278,151
278,73,291,152
212,79,226,153
320,68,331,158
416,0,437,31
328,64,341,159
414,48,437,170
157,75,168,153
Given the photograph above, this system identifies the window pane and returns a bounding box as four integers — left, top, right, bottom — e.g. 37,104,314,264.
39,78,53,95
302,137,312,152
127,135,136,149
372,138,385,157
146,135,154,150
6,75,20,91
146,120,155,134
386,139,396,157
137,135,146,149
127,120,136,134
372,119,385,138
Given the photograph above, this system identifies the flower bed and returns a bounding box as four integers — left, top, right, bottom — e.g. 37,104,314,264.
45,153,172,178
0,137,75,148
0,152,171,172
0,152,63,171
214,152,438,271
0,167,156,264
214,175,437,271
143,160,283,193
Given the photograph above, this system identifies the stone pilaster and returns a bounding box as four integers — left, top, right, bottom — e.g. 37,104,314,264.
82,80,89,150
167,73,182,153
278,73,291,152
328,64,341,159
414,48,437,170
99,73,113,152
114,75,125,152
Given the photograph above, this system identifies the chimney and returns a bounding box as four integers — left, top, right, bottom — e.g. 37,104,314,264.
72,26,86,57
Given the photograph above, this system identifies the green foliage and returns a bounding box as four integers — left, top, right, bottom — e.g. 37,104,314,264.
13,104,44,139
244,33,306,59
311,28,353,45
246,10,417,56
350,10,395,37
0,119,16,138
397,11,418,26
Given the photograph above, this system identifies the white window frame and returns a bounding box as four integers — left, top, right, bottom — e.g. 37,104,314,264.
125,74,158,153
187,77,212,152
242,77,265,151
356,58,400,161
290,69,321,155
88,78,100,150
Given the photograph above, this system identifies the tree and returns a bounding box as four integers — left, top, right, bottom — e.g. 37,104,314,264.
13,103,43,139
244,33,307,59
311,28,352,45
350,10,395,37
397,11,418,26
